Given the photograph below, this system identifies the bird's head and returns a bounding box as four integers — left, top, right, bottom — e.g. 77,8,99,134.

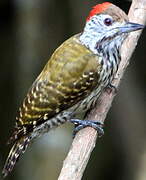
80,2,145,53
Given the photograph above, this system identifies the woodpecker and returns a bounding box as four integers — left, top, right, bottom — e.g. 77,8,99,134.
2,2,145,177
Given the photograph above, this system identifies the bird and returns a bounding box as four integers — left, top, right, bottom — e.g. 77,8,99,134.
2,2,145,177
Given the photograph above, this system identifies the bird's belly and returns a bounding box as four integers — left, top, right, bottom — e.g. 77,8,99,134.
71,70,113,117
71,85,104,116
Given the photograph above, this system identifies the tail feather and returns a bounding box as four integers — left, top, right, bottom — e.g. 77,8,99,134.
2,136,31,178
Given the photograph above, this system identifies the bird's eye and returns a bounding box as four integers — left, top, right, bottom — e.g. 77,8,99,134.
104,18,113,26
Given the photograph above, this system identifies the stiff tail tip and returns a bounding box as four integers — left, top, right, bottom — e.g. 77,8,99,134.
2,136,31,178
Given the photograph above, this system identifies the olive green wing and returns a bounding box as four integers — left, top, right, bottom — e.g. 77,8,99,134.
12,35,101,141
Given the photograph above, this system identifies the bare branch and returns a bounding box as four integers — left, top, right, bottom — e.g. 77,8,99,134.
58,0,146,180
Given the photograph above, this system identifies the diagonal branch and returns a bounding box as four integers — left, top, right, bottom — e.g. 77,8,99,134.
58,0,146,180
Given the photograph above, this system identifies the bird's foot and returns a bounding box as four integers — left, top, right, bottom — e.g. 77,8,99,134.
106,83,117,94
70,119,104,138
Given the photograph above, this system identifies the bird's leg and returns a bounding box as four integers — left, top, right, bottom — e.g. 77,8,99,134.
70,119,104,138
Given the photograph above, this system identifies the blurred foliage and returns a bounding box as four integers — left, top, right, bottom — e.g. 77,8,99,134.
0,0,146,180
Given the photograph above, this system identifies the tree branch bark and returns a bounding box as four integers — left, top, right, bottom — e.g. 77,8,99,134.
58,0,146,179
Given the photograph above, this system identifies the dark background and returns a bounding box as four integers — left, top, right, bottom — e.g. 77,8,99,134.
0,0,146,180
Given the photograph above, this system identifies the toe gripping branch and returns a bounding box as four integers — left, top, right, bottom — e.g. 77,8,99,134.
70,119,104,138
106,83,117,94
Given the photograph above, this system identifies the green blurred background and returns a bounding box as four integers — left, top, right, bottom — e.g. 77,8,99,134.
0,0,146,179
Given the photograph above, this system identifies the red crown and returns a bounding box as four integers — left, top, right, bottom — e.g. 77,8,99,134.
86,2,112,21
